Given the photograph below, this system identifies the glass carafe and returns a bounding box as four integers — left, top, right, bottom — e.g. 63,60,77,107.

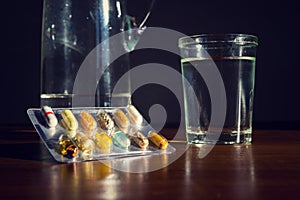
41,0,153,107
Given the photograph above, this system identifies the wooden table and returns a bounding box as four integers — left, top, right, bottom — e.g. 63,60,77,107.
0,126,299,199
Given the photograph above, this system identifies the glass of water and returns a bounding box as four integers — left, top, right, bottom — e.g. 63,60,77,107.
179,34,258,144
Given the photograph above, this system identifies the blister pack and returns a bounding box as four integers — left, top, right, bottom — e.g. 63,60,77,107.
27,106,175,163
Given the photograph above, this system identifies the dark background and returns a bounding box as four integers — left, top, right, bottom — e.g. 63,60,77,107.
1,0,300,129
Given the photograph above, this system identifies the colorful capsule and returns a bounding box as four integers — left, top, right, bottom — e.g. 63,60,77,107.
61,110,78,131
129,131,149,149
113,131,130,149
127,105,143,127
42,106,58,128
97,109,114,131
64,144,78,159
148,131,168,150
113,109,130,133
94,131,113,151
57,135,78,159
79,111,97,134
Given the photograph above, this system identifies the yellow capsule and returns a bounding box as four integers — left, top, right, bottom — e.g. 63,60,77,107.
94,132,113,151
61,110,78,131
148,131,168,150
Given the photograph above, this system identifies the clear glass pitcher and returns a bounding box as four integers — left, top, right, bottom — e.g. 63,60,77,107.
40,0,154,107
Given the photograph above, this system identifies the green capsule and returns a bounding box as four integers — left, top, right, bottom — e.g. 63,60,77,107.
113,131,130,149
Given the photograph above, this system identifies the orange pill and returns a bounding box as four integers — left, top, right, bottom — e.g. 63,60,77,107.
148,131,168,150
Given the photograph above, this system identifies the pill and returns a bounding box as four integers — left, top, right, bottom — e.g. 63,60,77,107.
64,144,79,159
61,109,78,131
128,131,149,149
127,105,143,127
112,131,130,149
94,131,113,151
148,131,168,150
97,109,114,131
42,106,58,128
73,133,95,152
73,133,95,160
113,109,130,132
79,111,97,134
58,135,78,159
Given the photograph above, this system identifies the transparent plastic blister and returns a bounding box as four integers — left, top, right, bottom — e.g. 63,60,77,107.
27,106,176,163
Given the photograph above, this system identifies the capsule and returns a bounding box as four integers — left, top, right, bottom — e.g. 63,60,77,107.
73,133,95,160
42,106,58,128
97,109,114,131
113,109,130,132
73,133,95,152
113,131,130,149
94,131,113,151
129,131,149,149
61,110,78,131
127,105,143,127
79,111,97,134
64,144,78,159
148,131,168,150
57,135,78,159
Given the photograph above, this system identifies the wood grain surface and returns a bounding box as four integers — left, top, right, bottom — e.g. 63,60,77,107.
0,127,299,200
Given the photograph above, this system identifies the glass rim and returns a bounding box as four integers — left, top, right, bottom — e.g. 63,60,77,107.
178,33,258,47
